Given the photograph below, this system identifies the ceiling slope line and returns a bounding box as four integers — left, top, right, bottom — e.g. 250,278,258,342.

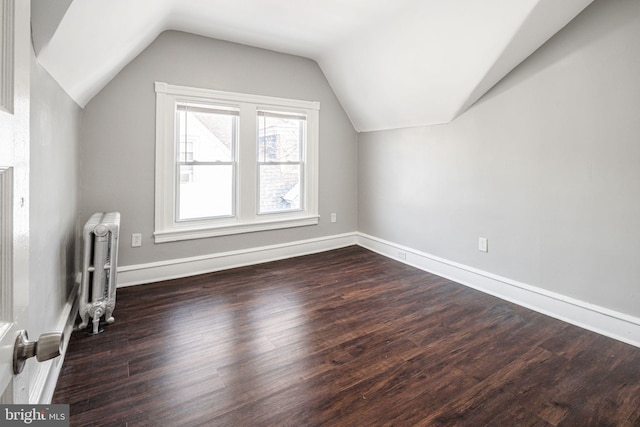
35,0,172,107
31,0,74,56
451,0,595,122
32,0,596,130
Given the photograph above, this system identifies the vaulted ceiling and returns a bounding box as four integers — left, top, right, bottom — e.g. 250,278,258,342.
32,0,594,132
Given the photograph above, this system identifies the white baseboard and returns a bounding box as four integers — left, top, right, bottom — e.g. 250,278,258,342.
30,282,79,404
117,232,358,287
114,230,640,348
357,232,640,348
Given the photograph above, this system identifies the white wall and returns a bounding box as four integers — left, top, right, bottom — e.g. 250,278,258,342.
29,48,82,391
79,31,357,268
358,0,640,318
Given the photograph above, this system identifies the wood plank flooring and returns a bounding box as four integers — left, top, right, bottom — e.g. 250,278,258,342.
53,246,640,426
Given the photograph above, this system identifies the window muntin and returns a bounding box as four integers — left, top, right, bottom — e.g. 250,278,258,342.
154,82,320,242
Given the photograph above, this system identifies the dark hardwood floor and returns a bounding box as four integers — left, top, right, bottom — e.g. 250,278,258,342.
53,246,640,426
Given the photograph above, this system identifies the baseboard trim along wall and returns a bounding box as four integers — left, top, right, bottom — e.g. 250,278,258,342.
115,230,640,348
31,282,79,404
117,233,359,287
356,232,640,349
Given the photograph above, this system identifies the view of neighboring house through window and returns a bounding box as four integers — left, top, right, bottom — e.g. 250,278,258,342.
258,110,305,214
154,82,320,242
176,103,237,220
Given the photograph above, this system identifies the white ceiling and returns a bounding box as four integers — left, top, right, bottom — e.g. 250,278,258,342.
33,0,594,132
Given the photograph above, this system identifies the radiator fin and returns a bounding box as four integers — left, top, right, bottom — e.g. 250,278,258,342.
78,212,120,334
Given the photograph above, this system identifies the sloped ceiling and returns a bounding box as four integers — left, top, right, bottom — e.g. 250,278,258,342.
33,0,594,132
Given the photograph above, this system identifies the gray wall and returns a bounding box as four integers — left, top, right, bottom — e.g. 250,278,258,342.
29,48,81,360
359,0,640,318
80,31,358,267
30,0,73,55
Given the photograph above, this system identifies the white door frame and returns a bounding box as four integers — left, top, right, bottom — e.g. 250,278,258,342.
0,0,31,404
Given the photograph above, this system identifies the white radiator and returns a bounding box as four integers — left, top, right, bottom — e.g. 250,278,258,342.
79,212,120,334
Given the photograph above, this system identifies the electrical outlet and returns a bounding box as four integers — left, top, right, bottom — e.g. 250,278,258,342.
132,233,142,248
330,213,337,223
478,237,488,253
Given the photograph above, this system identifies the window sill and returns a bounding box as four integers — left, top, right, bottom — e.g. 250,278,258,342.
154,215,320,243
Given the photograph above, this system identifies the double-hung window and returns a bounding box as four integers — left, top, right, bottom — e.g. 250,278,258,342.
257,110,305,214
154,82,319,243
176,102,238,220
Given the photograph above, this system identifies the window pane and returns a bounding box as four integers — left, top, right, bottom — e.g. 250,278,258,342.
177,104,236,163
259,165,301,213
178,165,233,220
258,112,304,162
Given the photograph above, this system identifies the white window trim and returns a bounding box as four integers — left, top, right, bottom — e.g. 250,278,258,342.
154,81,320,243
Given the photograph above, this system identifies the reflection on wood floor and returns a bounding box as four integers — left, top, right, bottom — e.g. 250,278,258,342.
54,246,640,426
